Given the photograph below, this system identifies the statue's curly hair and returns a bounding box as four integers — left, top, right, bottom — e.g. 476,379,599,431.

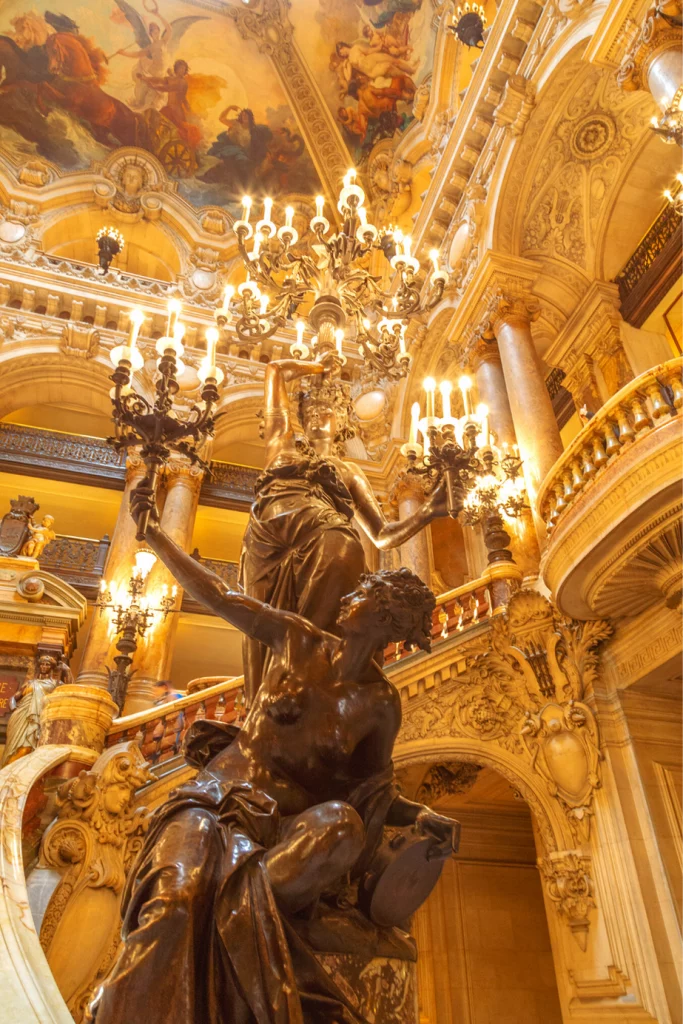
296,377,356,454
358,567,436,652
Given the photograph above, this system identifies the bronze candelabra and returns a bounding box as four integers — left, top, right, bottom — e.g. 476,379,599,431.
109,303,223,542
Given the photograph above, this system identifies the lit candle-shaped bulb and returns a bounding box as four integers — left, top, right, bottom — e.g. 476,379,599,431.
263,197,273,223
677,173,683,186
260,293,269,316
284,206,294,228
128,308,144,349
409,401,420,444
362,318,371,331
424,376,436,418
252,231,263,258
222,284,235,312
296,320,305,346
171,584,178,598
398,326,406,355
173,321,185,345
206,326,219,366
242,196,252,222
344,168,357,188
664,189,674,202
393,228,403,251
335,328,344,355
161,584,168,599
476,402,489,445
315,195,325,217
459,375,472,416
440,380,452,420
403,235,412,259
429,249,440,273
166,298,181,337
99,579,107,594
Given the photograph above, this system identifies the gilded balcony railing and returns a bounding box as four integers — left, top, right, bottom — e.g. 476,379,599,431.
38,534,110,594
538,358,682,531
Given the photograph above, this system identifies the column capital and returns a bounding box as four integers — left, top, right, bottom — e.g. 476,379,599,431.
164,456,205,487
469,336,503,373
486,291,540,334
125,451,147,481
617,4,682,92
390,470,427,506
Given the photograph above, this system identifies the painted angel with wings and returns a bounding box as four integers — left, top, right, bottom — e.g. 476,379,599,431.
111,0,207,111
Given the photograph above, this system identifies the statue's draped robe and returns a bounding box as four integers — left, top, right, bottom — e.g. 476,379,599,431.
1,677,57,766
91,723,403,1024
240,453,366,702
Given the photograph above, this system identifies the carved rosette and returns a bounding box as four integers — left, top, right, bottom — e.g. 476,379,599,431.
539,851,596,950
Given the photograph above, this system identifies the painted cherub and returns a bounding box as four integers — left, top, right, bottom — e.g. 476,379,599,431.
21,514,56,558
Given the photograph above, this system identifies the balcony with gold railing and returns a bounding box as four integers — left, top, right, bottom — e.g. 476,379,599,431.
538,358,682,620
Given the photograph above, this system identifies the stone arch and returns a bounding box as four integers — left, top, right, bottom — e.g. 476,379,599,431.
394,736,576,855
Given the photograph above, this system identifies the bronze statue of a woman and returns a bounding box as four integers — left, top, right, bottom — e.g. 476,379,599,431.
90,488,459,1024
240,357,452,702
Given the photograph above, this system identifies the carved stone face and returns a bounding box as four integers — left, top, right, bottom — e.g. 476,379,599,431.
37,655,54,677
121,165,144,197
103,781,133,816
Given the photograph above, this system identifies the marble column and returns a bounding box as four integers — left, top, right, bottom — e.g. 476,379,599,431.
123,459,203,715
488,295,564,544
394,475,432,585
76,455,147,689
471,339,541,577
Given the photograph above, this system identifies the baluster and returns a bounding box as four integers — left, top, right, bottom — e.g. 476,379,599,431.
570,459,584,493
455,600,465,631
580,444,596,480
614,406,635,444
664,366,683,410
603,420,621,456
562,471,574,502
630,394,652,432
438,604,449,638
591,435,608,469
645,381,668,419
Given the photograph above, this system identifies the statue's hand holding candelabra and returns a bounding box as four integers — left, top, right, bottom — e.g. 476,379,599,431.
109,302,224,542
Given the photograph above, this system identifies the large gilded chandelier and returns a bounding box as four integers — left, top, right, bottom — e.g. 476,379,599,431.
217,171,448,380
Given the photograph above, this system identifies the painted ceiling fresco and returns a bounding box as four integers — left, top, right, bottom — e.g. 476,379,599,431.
0,1,437,212
291,0,436,162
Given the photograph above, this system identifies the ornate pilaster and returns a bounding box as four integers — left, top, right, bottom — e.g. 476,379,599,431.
226,0,350,202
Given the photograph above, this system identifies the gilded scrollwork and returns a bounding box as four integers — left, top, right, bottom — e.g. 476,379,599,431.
39,745,153,1023
539,850,596,950
399,590,612,844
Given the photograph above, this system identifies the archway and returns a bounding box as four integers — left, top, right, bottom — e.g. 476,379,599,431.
395,750,566,1024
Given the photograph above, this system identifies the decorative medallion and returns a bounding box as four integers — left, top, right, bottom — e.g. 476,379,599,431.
569,114,616,161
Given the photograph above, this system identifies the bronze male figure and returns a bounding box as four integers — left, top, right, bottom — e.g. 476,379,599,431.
90,487,458,1024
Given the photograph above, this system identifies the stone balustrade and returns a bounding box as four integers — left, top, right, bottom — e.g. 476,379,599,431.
105,675,245,768
538,358,682,532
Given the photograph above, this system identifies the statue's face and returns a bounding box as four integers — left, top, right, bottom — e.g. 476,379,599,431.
337,584,382,635
103,782,132,816
38,656,53,675
303,400,337,443
42,515,54,527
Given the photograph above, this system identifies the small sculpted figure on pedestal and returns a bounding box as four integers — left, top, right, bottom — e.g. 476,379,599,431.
21,513,56,558
1,653,71,766
89,485,460,1024
241,357,453,702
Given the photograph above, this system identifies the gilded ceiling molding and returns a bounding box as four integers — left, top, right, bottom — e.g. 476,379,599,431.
225,0,350,205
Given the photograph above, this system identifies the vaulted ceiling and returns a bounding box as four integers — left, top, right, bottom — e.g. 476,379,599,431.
0,0,445,214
